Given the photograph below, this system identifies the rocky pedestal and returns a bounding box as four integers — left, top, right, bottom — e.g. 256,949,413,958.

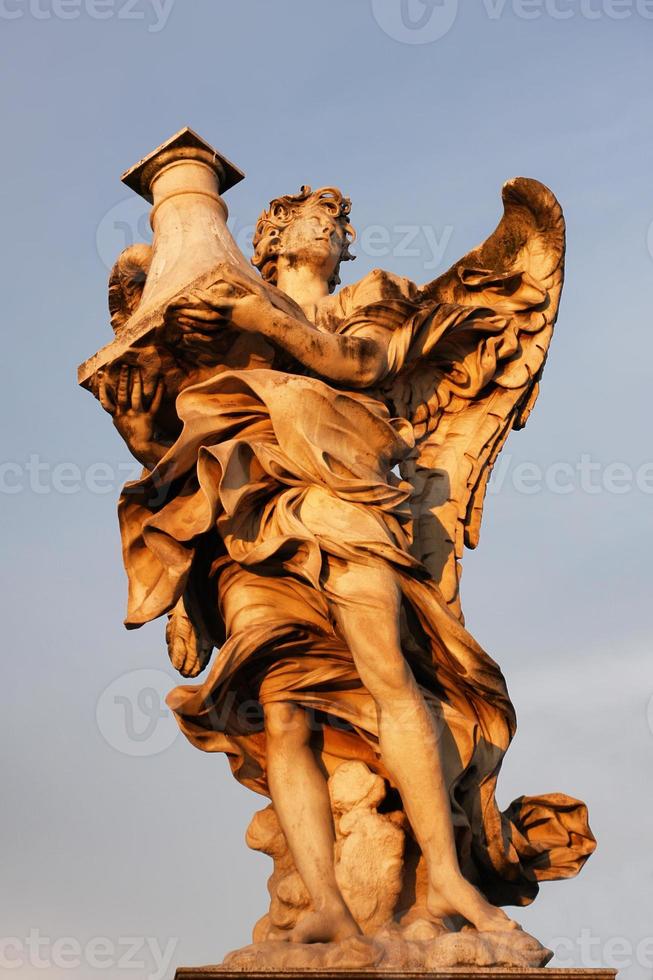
173,764,609,978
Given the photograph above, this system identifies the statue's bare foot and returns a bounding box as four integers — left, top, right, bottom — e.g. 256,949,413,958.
427,876,520,934
290,905,361,944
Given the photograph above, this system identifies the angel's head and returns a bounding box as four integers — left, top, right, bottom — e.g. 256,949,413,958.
252,186,356,294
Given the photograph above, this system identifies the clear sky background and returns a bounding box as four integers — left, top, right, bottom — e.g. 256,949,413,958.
1,2,652,978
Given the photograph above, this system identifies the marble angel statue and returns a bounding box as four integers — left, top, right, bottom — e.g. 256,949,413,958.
96,171,595,956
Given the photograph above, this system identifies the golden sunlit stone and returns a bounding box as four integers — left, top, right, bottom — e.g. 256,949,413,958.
80,129,597,972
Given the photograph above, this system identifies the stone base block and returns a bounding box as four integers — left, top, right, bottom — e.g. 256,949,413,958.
176,970,616,980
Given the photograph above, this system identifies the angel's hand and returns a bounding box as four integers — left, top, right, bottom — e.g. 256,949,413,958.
170,271,387,386
170,274,281,342
165,291,230,356
99,365,164,460
209,274,279,334
166,598,213,678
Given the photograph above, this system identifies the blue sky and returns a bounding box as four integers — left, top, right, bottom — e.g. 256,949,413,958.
1,2,652,977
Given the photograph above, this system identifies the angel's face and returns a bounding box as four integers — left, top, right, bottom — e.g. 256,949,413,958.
279,205,346,283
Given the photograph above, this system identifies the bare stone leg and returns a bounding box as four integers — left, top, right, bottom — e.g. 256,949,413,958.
326,560,518,935
264,702,361,943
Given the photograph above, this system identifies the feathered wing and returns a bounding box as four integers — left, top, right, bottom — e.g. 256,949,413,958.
390,178,565,619
107,243,152,332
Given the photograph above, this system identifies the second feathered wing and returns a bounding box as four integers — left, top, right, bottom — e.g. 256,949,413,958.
382,177,565,619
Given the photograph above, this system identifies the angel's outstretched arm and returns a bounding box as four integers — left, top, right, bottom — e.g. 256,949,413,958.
241,305,389,387
167,277,391,388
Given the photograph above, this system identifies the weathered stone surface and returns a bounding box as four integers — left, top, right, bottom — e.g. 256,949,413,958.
82,130,598,968
220,929,555,971
331,762,406,937
241,763,553,968
249,764,407,942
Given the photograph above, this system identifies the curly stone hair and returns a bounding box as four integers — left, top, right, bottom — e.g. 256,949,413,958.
251,185,356,294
